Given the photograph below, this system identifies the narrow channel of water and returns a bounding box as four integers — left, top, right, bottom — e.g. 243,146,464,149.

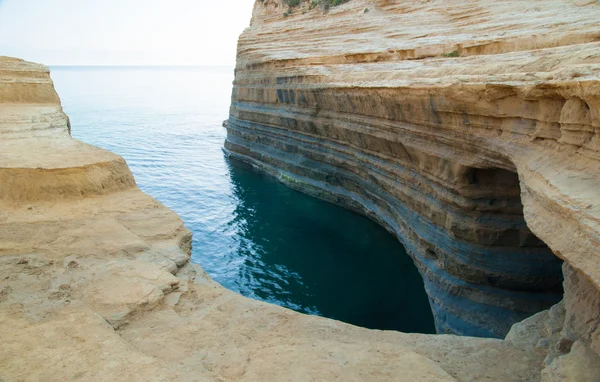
51,66,435,333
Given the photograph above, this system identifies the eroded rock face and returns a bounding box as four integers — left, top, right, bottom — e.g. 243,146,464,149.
0,56,564,380
224,0,600,363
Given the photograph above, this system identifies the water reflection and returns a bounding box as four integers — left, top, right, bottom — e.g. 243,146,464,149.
225,158,436,333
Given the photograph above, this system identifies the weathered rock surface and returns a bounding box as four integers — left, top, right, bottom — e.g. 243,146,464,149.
0,56,565,380
224,0,600,378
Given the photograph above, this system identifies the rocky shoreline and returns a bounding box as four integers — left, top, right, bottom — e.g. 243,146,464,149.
0,55,556,381
1,0,600,379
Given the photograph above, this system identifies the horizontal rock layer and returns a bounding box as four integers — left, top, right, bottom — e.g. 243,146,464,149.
0,56,566,380
225,0,600,371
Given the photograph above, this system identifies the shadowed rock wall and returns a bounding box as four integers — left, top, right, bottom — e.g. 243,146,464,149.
226,0,600,343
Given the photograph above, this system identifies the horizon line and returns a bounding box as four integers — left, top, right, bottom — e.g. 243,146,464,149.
49,64,235,68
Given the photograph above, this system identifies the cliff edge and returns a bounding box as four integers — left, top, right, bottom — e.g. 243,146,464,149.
225,0,600,379
0,53,580,380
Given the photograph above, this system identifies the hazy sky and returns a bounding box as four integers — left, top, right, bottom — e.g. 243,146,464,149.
0,0,255,66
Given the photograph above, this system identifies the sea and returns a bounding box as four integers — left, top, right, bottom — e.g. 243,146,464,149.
51,66,435,333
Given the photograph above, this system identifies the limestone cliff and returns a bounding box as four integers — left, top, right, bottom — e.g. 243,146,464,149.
225,0,600,376
0,56,572,381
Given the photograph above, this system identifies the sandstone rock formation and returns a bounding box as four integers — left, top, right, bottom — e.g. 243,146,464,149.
224,0,600,377
0,53,590,381
3,0,600,375
0,56,568,381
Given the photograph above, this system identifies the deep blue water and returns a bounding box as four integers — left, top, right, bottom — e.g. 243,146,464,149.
51,66,435,333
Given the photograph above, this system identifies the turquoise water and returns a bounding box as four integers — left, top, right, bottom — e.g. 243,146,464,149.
51,66,435,333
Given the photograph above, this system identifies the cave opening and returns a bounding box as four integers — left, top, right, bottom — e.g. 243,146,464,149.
442,164,566,336
465,166,563,292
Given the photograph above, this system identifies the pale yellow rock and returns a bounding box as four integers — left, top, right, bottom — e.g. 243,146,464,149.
225,0,600,378
0,55,550,381
541,341,600,382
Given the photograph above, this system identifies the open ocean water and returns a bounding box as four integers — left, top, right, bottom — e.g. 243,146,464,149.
51,66,435,333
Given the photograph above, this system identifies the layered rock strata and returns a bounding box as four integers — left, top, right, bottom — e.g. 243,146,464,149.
225,0,600,353
0,56,575,380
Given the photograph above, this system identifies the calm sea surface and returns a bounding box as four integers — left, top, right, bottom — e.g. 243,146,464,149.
51,66,435,333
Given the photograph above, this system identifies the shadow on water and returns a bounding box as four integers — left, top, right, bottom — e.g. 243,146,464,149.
225,157,436,333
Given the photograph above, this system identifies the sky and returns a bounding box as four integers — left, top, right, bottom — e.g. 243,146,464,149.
0,0,255,66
